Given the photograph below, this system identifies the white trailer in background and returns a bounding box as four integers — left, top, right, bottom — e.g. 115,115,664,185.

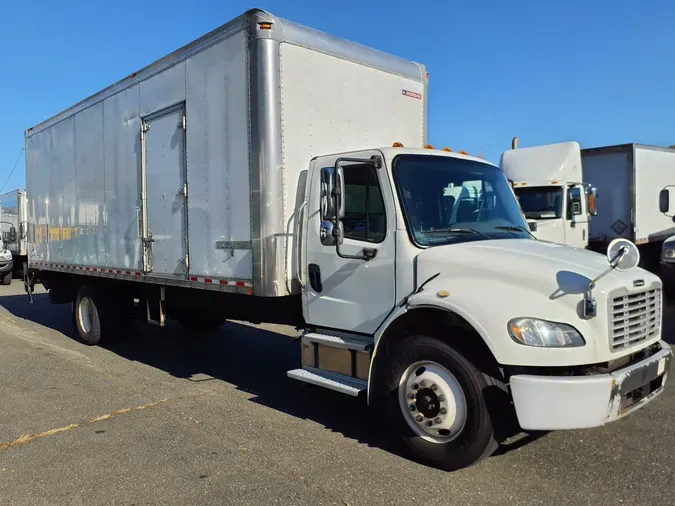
0,189,28,281
582,144,675,270
24,8,671,471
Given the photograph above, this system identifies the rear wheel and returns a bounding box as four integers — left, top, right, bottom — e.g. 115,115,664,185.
72,284,132,345
73,285,106,345
1,271,11,285
374,335,499,471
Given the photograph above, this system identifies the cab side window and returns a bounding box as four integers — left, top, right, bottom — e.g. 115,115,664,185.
567,187,583,218
342,165,386,243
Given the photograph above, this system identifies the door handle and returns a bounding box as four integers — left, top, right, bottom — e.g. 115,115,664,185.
308,263,322,293
135,207,142,238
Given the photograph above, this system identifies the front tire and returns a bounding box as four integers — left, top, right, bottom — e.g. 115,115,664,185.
375,335,499,471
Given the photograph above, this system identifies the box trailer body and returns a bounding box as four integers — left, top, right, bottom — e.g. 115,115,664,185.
25,9,426,297
582,144,675,246
24,9,671,472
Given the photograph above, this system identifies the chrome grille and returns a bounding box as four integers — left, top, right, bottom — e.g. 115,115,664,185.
610,289,661,351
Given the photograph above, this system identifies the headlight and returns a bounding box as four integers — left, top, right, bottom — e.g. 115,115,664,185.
508,318,585,347
662,248,675,261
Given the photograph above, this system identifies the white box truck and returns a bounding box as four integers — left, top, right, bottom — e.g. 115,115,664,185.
0,189,28,282
502,142,675,271
24,8,671,471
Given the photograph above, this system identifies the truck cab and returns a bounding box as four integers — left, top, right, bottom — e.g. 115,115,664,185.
293,144,671,471
500,141,597,247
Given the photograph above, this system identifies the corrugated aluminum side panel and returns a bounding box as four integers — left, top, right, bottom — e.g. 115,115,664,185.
26,30,253,281
102,85,143,271
279,42,425,290
186,31,252,280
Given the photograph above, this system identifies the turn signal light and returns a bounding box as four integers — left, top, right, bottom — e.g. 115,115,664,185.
258,22,273,30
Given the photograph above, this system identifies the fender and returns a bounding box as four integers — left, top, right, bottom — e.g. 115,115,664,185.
366,287,500,404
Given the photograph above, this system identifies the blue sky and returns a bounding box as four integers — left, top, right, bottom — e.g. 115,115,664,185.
1,0,674,191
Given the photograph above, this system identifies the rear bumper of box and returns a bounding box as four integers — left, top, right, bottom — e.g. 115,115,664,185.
510,340,672,430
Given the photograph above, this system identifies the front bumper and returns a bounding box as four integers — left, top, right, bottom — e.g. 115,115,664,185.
0,258,13,274
510,340,672,430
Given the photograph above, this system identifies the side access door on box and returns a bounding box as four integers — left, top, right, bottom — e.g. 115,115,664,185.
140,103,189,278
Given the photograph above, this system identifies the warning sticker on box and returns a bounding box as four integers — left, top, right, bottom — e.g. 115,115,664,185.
402,89,422,100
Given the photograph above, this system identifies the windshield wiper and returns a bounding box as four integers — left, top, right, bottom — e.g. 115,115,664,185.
494,225,537,240
422,228,492,240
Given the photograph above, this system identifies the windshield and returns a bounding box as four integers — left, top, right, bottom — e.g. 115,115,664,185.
393,155,531,247
514,187,563,219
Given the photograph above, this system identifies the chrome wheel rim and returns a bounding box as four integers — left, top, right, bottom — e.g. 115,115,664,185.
78,296,93,334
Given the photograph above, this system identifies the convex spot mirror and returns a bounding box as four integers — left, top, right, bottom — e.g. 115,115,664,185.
607,238,640,271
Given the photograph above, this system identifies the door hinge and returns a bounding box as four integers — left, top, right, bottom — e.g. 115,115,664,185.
142,121,150,133
184,254,189,269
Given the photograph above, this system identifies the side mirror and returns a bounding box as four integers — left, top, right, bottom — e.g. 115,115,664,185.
319,167,345,222
660,188,672,214
587,187,598,216
9,226,16,243
319,166,345,247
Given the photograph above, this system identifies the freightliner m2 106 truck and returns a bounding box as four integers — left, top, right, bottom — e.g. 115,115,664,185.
24,9,671,471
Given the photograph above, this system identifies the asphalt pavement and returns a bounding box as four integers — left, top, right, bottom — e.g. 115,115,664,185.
0,280,673,505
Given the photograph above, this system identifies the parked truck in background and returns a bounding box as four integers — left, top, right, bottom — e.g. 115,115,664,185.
501,140,597,248
502,141,675,273
23,8,672,471
0,189,28,283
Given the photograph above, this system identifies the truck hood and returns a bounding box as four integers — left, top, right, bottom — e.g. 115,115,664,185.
415,238,656,298
411,238,662,367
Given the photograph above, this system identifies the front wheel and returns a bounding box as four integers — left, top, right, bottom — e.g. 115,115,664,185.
375,335,499,471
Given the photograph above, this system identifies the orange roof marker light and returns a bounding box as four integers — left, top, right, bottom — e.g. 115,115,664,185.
442,147,452,152
392,142,404,147
459,150,469,155
424,144,434,149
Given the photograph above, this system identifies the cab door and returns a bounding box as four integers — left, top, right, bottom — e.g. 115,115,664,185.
565,185,589,248
302,151,396,334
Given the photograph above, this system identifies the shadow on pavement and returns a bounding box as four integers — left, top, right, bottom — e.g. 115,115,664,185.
7,291,672,462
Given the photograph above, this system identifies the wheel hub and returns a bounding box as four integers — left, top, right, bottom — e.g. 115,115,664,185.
414,388,441,418
398,360,468,444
